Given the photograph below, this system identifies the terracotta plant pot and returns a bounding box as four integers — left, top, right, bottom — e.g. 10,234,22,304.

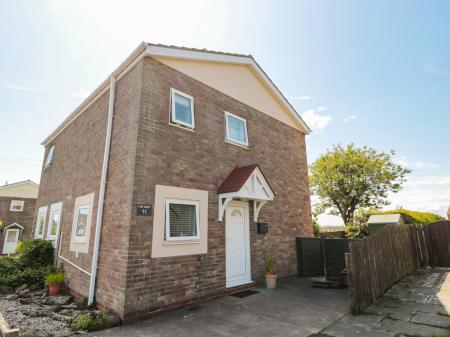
265,273,278,289
48,283,63,296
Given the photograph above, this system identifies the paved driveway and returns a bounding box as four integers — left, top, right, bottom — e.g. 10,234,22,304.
89,277,348,337
318,268,450,337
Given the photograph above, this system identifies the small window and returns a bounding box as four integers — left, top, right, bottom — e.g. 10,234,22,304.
35,206,47,239
165,199,200,241
10,200,24,212
44,145,55,167
74,206,89,242
170,88,195,129
225,111,248,147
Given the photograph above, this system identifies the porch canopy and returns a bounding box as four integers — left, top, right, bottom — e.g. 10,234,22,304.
218,164,275,221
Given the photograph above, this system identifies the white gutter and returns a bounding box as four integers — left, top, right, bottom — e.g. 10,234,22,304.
88,75,116,305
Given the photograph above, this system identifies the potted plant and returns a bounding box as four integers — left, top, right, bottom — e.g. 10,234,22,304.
45,272,65,296
264,244,278,289
341,268,348,287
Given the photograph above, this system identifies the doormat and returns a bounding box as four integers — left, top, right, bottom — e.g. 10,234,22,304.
230,290,259,298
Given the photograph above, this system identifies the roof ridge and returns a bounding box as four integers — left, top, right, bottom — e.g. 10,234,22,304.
146,42,254,59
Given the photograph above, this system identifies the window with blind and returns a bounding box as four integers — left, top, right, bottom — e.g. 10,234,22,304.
165,199,200,241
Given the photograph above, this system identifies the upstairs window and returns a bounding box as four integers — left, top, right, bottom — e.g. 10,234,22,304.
165,199,200,241
44,145,55,167
225,111,248,147
10,200,24,212
170,88,195,129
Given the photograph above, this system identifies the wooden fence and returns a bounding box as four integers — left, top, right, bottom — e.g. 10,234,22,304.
346,222,449,313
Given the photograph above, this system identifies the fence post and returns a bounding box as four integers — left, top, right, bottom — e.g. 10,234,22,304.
345,252,356,313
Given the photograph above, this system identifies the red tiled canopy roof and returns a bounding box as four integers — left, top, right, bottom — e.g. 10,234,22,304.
218,164,274,195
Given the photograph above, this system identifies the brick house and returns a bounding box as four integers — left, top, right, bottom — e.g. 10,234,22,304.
0,180,39,254
34,43,312,320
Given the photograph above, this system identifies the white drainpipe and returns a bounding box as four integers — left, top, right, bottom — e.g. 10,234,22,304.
88,75,116,305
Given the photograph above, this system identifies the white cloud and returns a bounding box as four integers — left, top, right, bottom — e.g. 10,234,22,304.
343,115,356,122
395,156,440,170
287,95,310,101
423,63,448,76
0,82,42,92
68,89,90,98
388,175,450,217
301,107,332,131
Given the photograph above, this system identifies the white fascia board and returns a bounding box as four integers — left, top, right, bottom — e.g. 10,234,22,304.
147,45,252,65
147,45,311,134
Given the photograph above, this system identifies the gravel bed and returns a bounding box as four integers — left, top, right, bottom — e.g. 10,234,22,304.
0,292,74,337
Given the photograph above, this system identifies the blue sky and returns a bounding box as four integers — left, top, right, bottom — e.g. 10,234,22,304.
1,1,449,223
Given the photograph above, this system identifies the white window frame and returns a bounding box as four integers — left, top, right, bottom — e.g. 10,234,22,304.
35,206,48,239
73,205,90,243
170,88,195,129
165,199,200,241
44,145,55,167
46,202,62,242
225,111,249,147
10,200,24,212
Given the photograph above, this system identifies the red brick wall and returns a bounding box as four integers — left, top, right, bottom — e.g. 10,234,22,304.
36,55,312,319
0,196,36,253
122,57,312,319
35,60,144,317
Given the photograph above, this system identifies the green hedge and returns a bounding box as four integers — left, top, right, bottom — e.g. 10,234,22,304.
380,209,444,224
0,239,55,287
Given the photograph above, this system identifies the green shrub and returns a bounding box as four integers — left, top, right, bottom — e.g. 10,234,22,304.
345,224,369,239
16,239,54,268
0,239,55,287
312,219,320,236
71,313,95,332
45,272,64,285
380,209,444,224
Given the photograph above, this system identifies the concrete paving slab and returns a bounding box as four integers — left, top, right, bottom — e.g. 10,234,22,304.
411,311,450,329
87,277,349,337
321,320,391,337
377,316,448,336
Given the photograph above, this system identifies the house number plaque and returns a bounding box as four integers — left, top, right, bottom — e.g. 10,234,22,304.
136,204,152,216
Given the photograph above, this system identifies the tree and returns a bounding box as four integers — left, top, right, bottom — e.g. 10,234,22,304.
309,144,410,225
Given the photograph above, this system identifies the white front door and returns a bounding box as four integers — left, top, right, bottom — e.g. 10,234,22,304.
3,228,20,254
226,201,251,288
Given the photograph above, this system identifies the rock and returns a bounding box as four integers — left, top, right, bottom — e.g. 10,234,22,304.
46,295,72,306
17,288,31,297
29,283,42,291
62,303,78,310
0,285,14,294
51,312,74,323
6,294,18,301
14,284,28,294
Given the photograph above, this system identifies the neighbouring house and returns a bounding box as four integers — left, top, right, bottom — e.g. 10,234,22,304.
34,43,312,320
319,226,346,238
0,180,39,254
367,213,405,234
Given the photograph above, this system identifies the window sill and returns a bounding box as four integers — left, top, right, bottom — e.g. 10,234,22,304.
225,139,249,150
163,239,201,246
169,121,196,132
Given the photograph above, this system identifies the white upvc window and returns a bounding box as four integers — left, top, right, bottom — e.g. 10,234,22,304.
74,205,90,243
170,88,195,129
165,199,200,241
44,145,55,167
35,206,48,239
10,200,24,212
46,202,62,243
225,111,248,147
